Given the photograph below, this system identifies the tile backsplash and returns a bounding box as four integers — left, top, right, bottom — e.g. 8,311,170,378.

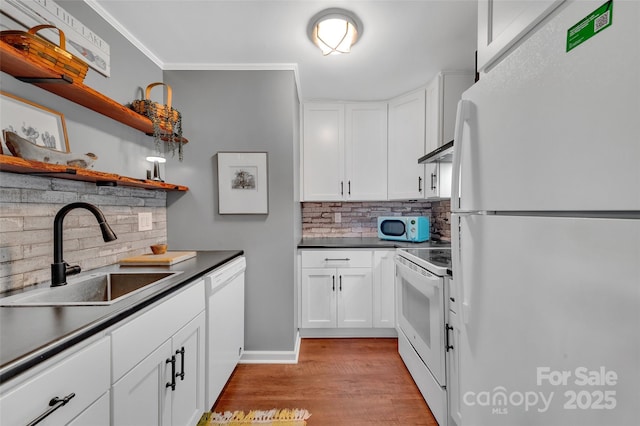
302,200,451,240
0,173,168,294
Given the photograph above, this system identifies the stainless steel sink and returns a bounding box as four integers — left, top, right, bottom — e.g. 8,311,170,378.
0,271,180,306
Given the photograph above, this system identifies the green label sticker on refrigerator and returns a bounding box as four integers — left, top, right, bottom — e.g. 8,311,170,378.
567,0,613,52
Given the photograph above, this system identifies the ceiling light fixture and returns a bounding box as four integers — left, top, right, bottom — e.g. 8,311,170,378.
308,8,363,56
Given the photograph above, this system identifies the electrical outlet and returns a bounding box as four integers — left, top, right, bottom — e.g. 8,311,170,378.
138,212,152,231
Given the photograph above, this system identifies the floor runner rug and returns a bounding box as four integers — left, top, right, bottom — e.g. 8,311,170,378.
198,408,311,425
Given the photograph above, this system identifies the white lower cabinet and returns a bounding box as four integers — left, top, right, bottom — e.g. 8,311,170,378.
373,250,396,328
0,336,110,426
111,281,206,426
300,267,372,328
112,340,173,426
67,391,110,426
299,250,396,333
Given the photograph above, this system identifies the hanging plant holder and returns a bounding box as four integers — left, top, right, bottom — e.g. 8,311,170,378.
130,82,184,161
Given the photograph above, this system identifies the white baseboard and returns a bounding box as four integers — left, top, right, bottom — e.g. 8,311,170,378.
239,331,301,364
299,328,398,338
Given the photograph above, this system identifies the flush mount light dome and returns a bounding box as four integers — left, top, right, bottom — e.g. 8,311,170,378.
308,8,363,56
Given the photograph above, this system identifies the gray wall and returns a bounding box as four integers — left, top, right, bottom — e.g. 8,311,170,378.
1,1,164,178
164,70,299,352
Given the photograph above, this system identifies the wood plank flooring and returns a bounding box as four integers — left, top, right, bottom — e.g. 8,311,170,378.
212,338,438,425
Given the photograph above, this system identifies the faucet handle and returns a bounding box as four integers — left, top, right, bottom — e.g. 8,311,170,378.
65,262,81,277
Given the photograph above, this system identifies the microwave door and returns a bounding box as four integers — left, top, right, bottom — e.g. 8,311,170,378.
380,219,406,237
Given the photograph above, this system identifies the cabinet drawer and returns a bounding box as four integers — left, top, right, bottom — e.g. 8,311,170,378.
111,280,205,382
0,337,110,426
301,250,372,268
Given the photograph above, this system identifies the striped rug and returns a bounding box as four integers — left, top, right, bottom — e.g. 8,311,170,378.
198,408,311,425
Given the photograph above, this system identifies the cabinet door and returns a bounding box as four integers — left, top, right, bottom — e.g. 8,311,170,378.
424,72,473,199
388,90,425,200
425,75,442,154
300,268,337,328
68,391,110,426
345,103,388,201
477,0,565,71
447,309,462,426
171,312,205,426
0,337,110,426
337,267,373,328
372,250,396,328
112,340,172,426
302,103,345,201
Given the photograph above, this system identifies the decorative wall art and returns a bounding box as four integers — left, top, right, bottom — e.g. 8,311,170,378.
0,91,70,154
217,152,269,214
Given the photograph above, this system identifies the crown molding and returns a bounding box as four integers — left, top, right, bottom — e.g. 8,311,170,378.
84,0,164,68
84,1,302,101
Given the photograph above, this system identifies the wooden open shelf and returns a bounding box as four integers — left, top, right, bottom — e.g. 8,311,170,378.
0,41,187,143
0,154,188,191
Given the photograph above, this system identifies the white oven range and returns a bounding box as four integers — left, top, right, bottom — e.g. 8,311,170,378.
395,247,452,426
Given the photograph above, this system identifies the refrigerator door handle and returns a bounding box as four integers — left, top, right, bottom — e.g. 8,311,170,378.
451,100,471,213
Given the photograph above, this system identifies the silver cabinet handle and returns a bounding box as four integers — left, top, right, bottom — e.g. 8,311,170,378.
348,181,351,195
340,181,344,196
431,173,437,190
27,393,76,426
418,176,423,192
324,258,350,262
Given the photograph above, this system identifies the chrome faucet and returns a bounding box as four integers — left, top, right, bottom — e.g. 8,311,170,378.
51,202,117,287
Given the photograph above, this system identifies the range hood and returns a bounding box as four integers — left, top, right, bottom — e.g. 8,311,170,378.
418,140,454,164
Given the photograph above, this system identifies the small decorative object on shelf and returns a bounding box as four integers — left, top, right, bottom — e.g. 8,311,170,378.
3,131,97,168
130,82,184,161
0,25,89,82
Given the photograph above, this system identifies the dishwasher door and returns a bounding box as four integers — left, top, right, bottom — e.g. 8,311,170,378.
205,256,246,408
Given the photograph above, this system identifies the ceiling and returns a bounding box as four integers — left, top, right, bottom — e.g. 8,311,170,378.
89,0,478,102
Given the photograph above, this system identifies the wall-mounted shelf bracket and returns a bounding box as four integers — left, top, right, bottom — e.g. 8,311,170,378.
16,75,73,84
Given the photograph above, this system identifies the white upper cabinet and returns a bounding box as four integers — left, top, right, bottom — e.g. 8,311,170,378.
344,103,388,201
477,0,565,72
302,104,345,201
302,103,387,201
424,72,474,199
387,89,426,200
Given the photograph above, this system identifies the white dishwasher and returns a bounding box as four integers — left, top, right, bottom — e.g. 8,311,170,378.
205,255,246,408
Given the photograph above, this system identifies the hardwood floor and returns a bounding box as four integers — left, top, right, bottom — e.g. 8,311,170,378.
212,338,438,425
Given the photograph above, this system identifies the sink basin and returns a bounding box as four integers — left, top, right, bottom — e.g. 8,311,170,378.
0,271,180,306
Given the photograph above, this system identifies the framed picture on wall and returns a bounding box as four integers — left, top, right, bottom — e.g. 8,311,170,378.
0,91,70,155
217,152,269,214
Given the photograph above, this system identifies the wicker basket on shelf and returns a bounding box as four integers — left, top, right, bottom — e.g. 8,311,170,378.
0,24,89,82
131,82,181,124
130,82,184,160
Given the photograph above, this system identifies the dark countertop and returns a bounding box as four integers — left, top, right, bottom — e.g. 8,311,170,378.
0,250,243,383
298,237,451,249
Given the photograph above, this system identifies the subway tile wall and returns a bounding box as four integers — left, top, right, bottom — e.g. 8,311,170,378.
302,200,451,240
0,173,168,294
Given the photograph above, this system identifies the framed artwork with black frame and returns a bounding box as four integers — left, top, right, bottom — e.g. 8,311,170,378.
217,152,269,214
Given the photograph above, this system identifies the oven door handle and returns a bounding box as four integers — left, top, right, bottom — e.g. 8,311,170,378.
394,256,441,296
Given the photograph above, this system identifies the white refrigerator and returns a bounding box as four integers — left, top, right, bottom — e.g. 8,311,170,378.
450,1,639,425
